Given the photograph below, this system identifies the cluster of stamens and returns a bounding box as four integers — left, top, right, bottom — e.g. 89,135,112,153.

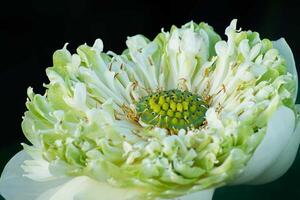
136,89,208,131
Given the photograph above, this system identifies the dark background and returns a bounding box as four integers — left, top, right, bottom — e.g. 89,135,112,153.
0,0,299,199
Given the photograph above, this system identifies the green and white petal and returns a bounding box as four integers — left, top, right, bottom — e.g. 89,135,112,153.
273,38,298,102
253,108,300,184
1,19,299,200
231,105,297,185
231,38,299,185
46,176,145,200
250,106,300,184
0,151,146,200
159,189,215,200
0,151,71,200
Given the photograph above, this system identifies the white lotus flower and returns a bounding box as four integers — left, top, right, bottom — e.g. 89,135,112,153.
0,19,299,200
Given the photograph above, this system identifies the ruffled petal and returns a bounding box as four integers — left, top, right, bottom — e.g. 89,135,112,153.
273,38,298,102
0,151,70,200
231,105,296,184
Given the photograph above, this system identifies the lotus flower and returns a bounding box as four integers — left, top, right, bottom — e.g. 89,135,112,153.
0,19,299,200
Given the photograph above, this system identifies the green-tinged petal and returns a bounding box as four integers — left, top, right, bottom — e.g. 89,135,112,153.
231,106,296,184
0,151,146,200
198,22,221,57
246,104,300,184
48,176,146,200
0,151,71,200
159,189,215,200
1,19,298,200
273,38,298,102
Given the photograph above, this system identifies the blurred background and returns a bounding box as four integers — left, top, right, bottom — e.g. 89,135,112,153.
0,0,299,199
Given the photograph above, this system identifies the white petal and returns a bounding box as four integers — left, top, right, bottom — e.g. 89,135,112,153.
180,29,203,55
177,189,214,200
247,105,300,184
64,82,88,112
273,38,298,102
49,176,144,200
231,106,296,184
0,151,70,200
0,151,146,200
126,35,148,50
215,40,228,56
22,159,54,181
92,39,103,53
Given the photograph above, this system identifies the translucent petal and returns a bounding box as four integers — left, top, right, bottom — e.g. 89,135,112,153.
176,189,215,200
0,151,145,200
0,151,70,200
247,105,300,184
273,38,298,102
48,176,144,200
231,106,296,184
92,39,103,52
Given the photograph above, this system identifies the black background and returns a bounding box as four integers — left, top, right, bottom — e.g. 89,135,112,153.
0,0,300,199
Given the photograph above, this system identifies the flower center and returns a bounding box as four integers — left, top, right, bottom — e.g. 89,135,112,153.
136,89,208,130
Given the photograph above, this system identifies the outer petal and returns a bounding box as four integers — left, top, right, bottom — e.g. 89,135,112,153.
0,151,70,200
231,105,297,184
273,38,298,102
0,151,146,200
176,189,215,200
48,176,145,200
247,105,300,184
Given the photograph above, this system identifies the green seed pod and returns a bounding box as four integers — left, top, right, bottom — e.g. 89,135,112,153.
136,89,208,131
